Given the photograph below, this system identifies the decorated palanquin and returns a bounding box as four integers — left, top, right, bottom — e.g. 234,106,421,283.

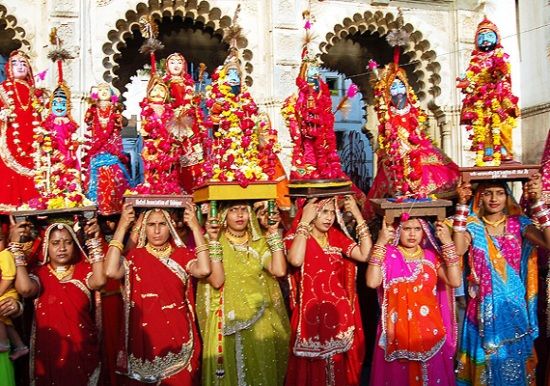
458,17,519,166
163,53,206,193
82,83,131,214
0,50,43,211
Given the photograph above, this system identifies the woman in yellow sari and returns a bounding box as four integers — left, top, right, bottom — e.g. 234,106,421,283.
197,201,290,386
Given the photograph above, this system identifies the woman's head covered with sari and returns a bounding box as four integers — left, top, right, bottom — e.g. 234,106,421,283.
470,180,522,218
136,208,185,248
41,223,87,265
219,200,263,242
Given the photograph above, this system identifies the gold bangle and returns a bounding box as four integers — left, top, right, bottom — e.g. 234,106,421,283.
195,244,209,254
109,240,124,252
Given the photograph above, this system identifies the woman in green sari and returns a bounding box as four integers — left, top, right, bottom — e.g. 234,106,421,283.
197,201,290,386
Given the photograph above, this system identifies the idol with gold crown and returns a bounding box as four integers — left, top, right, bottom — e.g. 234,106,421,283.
458,17,519,166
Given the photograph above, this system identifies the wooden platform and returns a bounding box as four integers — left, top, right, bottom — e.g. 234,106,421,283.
11,205,97,222
124,194,193,208
193,182,277,203
370,198,453,222
288,179,353,198
459,164,540,183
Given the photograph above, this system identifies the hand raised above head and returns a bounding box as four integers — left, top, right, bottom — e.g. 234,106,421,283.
457,180,473,205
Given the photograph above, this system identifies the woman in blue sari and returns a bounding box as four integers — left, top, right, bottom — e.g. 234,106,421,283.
453,174,550,385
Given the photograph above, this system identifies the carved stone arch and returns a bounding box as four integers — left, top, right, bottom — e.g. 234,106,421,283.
319,10,443,140
0,3,31,55
102,0,253,95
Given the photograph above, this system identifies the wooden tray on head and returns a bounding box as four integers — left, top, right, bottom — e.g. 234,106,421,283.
11,206,97,223
193,182,277,203
370,198,453,222
288,179,353,198
459,164,540,183
124,194,193,208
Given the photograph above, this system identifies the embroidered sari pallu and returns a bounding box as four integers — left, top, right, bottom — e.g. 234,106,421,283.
370,245,455,386
117,247,200,385
286,228,365,386
31,263,100,386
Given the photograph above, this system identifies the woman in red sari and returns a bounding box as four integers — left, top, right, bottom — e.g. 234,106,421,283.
0,50,43,210
105,202,211,385
284,196,372,386
15,220,106,385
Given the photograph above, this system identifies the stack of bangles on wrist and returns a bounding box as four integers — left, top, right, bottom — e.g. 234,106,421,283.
195,244,209,255
369,244,386,266
86,238,105,264
295,222,312,239
531,200,550,230
453,204,470,232
356,221,371,243
209,240,223,262
441,242,460,267
266,233,284,253
8,242,27,266
109,240,124,253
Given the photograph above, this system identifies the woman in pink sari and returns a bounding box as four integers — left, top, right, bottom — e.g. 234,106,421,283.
367,218,461,386
105,203,211,385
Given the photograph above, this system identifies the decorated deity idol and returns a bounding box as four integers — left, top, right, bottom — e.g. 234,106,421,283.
367,63,459,201
82,83,131,214
135,76,181,194
201,49,278,187
458,17,519,166
163,52,206,192
32,31,88,209
0,50,43,210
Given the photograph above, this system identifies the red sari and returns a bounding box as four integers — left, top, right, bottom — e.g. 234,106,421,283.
31,262,100,385
117,247,200,385
285,227,365,386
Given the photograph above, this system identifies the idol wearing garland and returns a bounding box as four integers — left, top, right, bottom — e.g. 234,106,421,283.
0,50,43,210
458,18,519,166
82,83,131,214
163,53,205,192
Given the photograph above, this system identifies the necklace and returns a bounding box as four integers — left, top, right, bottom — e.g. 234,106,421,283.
225,230,249,246
48,264,74,281
482,215,507,228
398,245,423,260
311,231,329,249
97,104,112,128
12,79,32,111
146,243,173,259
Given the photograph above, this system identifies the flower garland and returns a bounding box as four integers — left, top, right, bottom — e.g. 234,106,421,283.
132,100,182,195
200,67,278,188
459,48,518,166
31,114,91,209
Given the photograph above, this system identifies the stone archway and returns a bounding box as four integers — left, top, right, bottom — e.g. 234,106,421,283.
102,0,253,96
0,3,31,55
319,10,443,140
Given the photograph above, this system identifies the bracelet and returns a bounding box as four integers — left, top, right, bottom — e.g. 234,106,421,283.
295,227,310,239
531,200,550,229
369,243,386,266
266,233,284,253
453,204,470,232
15,256,27,267
86,238,105,263
209,240,223,262
195,244,209,254
89,257,105,264
109,240,124,252
441,242,460,266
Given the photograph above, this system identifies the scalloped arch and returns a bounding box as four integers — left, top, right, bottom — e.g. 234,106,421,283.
102,0,253,90
319,10,442,104
0,3,31,52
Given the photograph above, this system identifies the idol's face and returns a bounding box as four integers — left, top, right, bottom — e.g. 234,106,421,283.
312,201,336,234
52,96,67,117
306,65,320,91
11,56,29,80
476,29,497,52
145,211,171,247
479,186,507,215
167,56,184,76
48,228,76,267
226,68,241,87
225,205,250,233
148,84,167,103
97,84,112,102
399,219,423,249
390,78,407,109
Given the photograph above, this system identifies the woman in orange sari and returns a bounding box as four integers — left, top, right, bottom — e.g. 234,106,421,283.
367,218,461,386
105,203,211,385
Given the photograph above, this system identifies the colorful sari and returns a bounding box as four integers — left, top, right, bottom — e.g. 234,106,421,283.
196,205,290,386
116,209,200,385
30,224,101,386
457,190,538,385
370,220,456,386
284,205,365,386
